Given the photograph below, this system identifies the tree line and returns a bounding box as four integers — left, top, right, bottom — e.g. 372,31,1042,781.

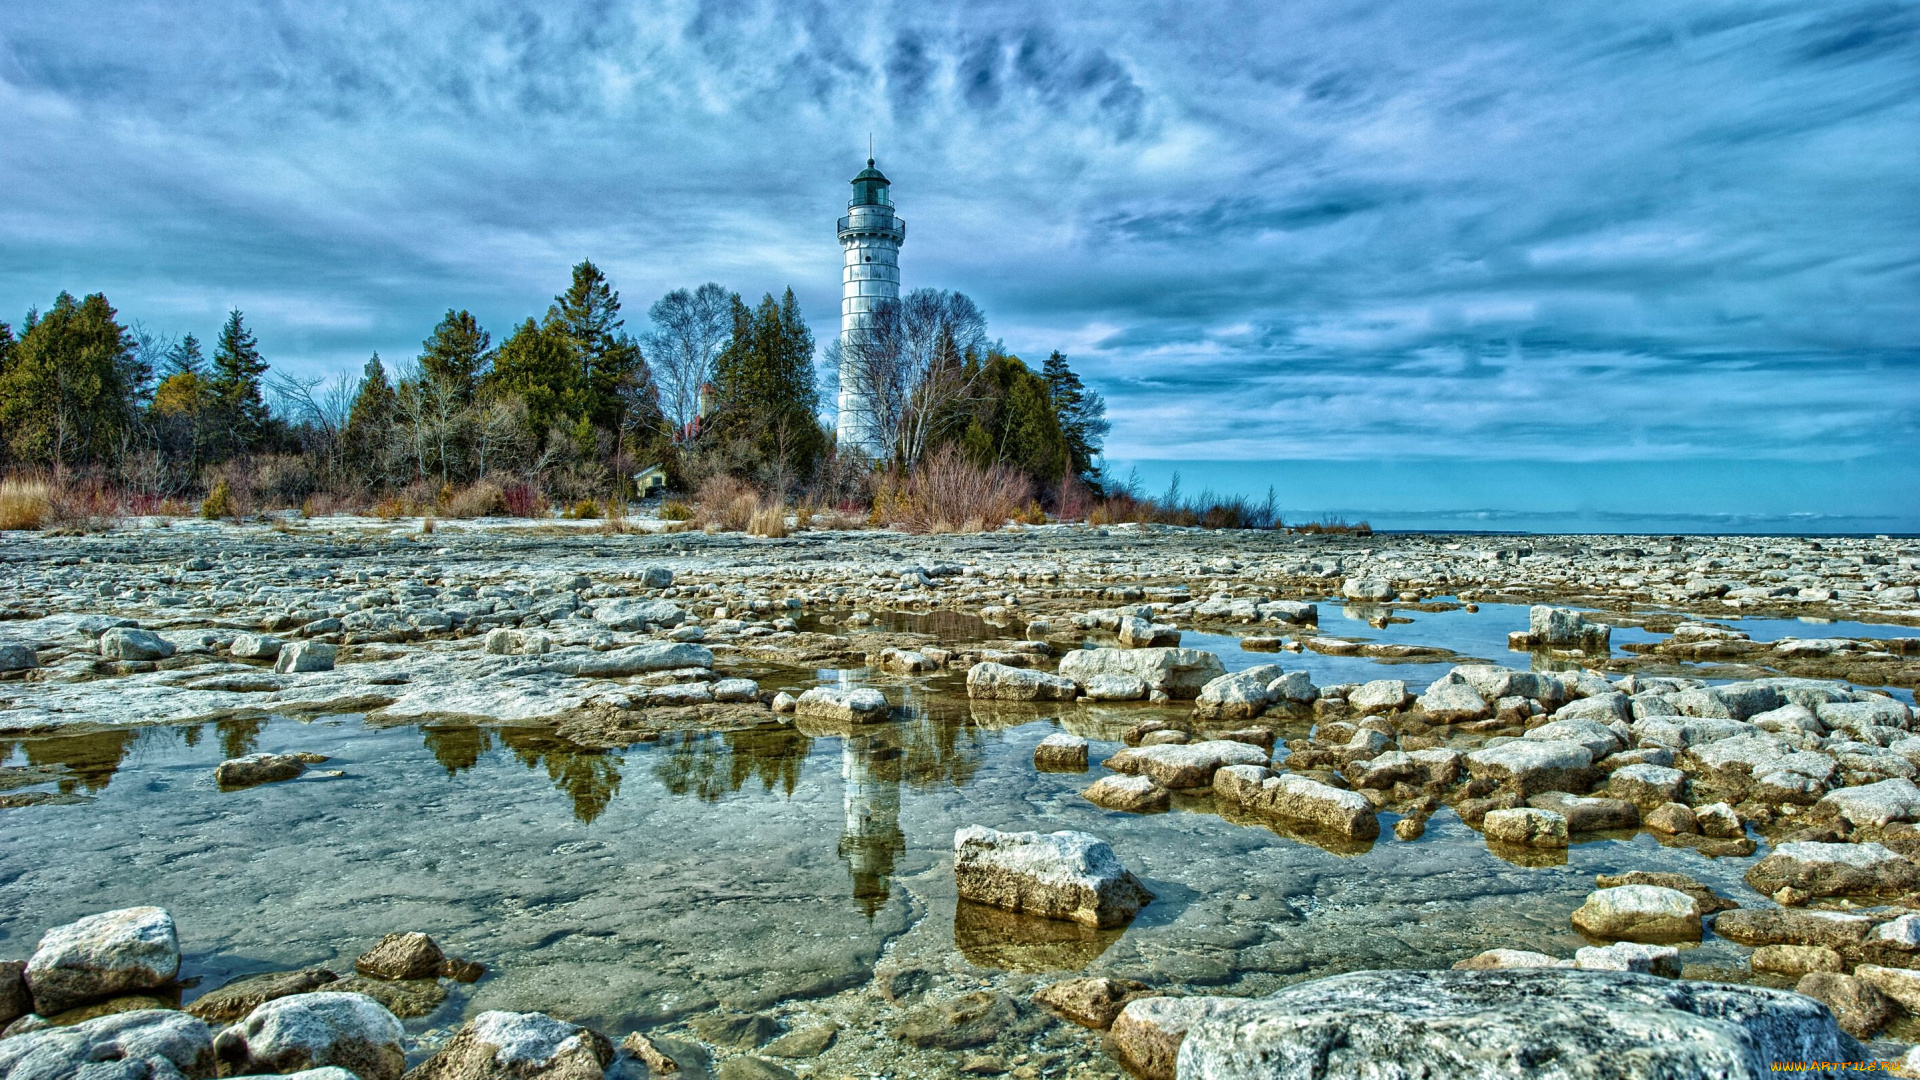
0,261,1107,514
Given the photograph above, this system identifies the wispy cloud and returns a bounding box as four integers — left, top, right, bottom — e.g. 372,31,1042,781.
0,0,1914,482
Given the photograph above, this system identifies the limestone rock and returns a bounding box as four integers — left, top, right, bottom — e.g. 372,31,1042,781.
1593,871,1737,914
1714,908,1877,951
951,826,1152,928
1031,977,1149,1029
793,686,889,723
229,633,284,659
187,968,339,1025
99,627,173,661
1082,673,1148,701
1452,949,1560,971
546,642,711,677
710,678,759,703
1213,769,1379,840
215,753,308,789
1751,945,1844,977
1192,666,1280,721
1744,842,1919,901
1175,969,1861,1080
0,643,38,672
1266,670,1318,704
1110,996,1234,1080
1057,647,1226,700
275,642,336,674
1526,792,1638,832
1570,885,1701,943
1793,972,1894,1039
405,1010,614,1080
1116,617,1180,649
0,1009,214,1080
891,991,1017,1050
26,906,180,1016
1573,943,1680,977
1082,774,1170,813
590,599,686,630
1483,807,1569,849
483,629,551,656
1853,965,1920,1014
1644,802,1698,834
1032,733,1088,770
1813,777,1920,829
354,933,445,981
759,1023,836,1058
1607,763,1686,808
1348,680,1411,715
618,1031,682,1074
965,662,1077,702
1417,679,1492,723
1103,740,1268,789
1465,740,1594,797
212,992,405,1080
0,962,28,1030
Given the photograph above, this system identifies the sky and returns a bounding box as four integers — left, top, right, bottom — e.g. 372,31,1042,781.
2,0,1917,532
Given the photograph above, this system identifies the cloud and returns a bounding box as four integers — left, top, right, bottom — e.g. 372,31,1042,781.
0,0,1915,505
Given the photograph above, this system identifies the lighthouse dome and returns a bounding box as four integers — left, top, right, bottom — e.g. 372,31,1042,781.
850,159,892,207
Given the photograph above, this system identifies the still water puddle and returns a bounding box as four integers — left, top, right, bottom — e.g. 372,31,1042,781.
0,601,1910,1035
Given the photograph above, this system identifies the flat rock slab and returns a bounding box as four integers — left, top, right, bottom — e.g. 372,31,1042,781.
1104,740,1268,789
1175,968,1861,1079
952,826,1152,929
1745,841,1919,901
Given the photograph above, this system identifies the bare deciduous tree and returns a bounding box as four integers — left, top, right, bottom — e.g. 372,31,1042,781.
644,283,732,441
834,288,987,467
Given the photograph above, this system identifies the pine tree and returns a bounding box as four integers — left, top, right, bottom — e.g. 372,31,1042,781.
208,309,269,454
418,310,491,404
485,318,581,437
0,292,136,466
549,260,645,431
343,354,399,483
709,289,826,484
1042,350,1108,485
164,333,205,377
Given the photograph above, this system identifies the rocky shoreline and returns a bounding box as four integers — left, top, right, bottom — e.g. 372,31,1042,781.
2,518,1919,1077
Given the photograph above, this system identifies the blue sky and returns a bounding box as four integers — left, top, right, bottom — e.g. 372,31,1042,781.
3,1,1917,530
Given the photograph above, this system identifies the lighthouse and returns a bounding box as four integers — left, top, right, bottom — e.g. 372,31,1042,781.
835,157,906,454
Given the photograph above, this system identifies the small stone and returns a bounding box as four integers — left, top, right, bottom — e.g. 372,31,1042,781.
215,753,308,789
952,826,1153,928
1570,884,1701,943
1751,944,1845,977
1082,774,1171,813
1033,733,1089,771
891,991,1018,1050
0,961,29,1029
407,1009,614,1080
1573,942,1681,977
1109,997,1233,1080
967,661,1078,701
1853,965,1920,1014
689,1011,777,1049
1083,673,1149,701
0,643,40,671
1695,801,1744,839
275,641,337,673
760,1022,837,1058
187,967,339,1024
1031,977,1150,1029
620,1032,680,1073
1452,949,1561,971
770,692,797,714
1644,802,1698,834
212,991,406,1080
793,685,888,723
1794,972,1895,1039
229,633,284,659
26,906,180,1016
354,932,446,981
1482,808,1569,849
99,627,173,661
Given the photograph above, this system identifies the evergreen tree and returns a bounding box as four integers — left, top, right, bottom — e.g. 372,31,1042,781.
418,310,491,405
549,260,645,431
955,351,1069,485
164,332,205,377
1042,350,1108,485
485,318,581,437
208,309,269,453
709,289,826,484
0,292,136,467
343,354,398,482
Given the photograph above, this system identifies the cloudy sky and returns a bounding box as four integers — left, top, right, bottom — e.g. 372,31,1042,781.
3,0,1916,529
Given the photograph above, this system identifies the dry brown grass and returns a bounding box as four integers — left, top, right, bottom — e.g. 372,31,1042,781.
748,504,788,538
445,481,507,519
694,475,761,532
871,445,1031,534
0,477,53,530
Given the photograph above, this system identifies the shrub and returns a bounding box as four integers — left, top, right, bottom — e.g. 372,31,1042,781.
694,475,761,532
420,516,437,535
201,479,235,521
1013,500,1049,526
748,504,788,538
660,501,695,521
0,477,53,530
500,482,547,518
565,499,603,520
445,481,508,519
871,445,1030,534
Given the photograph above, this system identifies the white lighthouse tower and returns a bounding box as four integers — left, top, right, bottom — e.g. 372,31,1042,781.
836,157,905,454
